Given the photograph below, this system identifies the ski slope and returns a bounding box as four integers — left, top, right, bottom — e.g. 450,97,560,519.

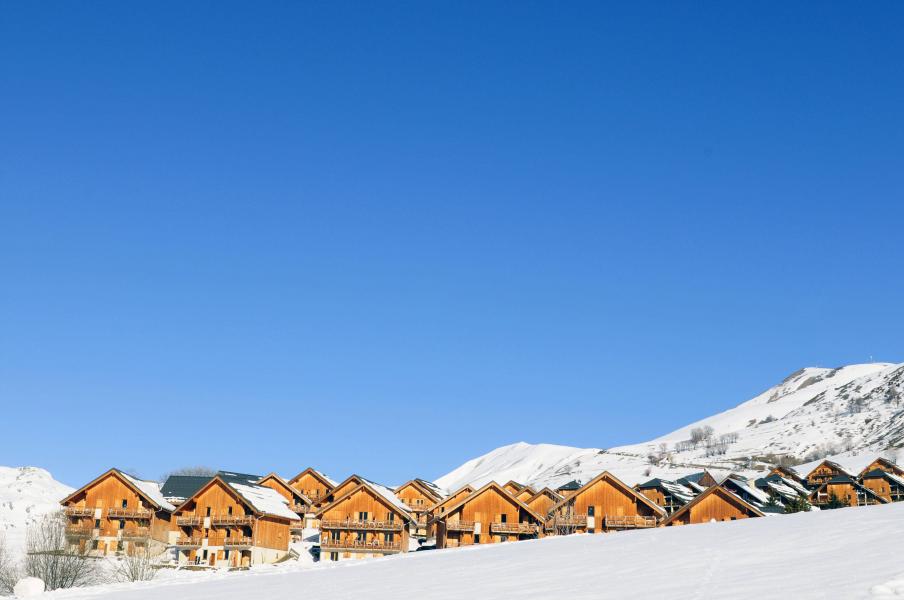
51,502,904,600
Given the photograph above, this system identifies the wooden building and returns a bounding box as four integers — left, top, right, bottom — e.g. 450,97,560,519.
287,468,337,507
753,473,810,506
555,480,582,499
171,471,300,567
809,475,888,508
546,472,666,534
502,481,526,496
515,486,537,504
425,484,475,538
257,473,314,531
802,460,851,488
635,478,696,515
524,488,563,519
664,485,765,526
860,470,904,503
394,479,445,537
61,468,175,556
857,458,904,479
315,479,415,561
767,465,809,487
434,482,544,549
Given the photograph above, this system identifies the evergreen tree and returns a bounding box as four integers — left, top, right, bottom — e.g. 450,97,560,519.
784,495,811,514
822,493,849,510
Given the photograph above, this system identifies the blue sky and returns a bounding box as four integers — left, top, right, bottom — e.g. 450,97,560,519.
1,2,902,487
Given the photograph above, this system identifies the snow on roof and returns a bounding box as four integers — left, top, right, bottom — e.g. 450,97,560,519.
228,482,300,521
415,478,447,499
724,477,772,507
361,478,413,516
658,480,697,504
120,472,175,512
315,470,338,487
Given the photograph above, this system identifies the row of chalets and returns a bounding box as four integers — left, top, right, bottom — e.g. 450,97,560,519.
59,455,904,568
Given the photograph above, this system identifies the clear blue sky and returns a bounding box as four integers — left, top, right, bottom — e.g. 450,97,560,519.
1,2,902,487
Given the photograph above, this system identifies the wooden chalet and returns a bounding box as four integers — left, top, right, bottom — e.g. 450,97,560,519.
502,480,526,496
664,485,765,526
425,484,475,538
767,465,808,487
315,479,415,561
546,472,666,534
524,488,563,519
635,478,697,515
802,460,852,488
434,482,544,549
555,480,582,499
857,457,904,479
61,468,175,556
171,471,300,567
860,469,904,503
287,467,337,507
394,479,445,537
809,475,888,509
753,473,810,506
257,473,315,531
515,486,537,503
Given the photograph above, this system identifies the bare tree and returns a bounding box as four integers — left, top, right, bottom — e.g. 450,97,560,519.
0,534,19,596
23,512,97,590
111,538,158,583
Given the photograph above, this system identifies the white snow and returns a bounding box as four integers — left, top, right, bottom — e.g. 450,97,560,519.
228,483,299,521
360,479,413,517
0,467,73,554
46,501,904,600
13,577,45,598
119,472,175,512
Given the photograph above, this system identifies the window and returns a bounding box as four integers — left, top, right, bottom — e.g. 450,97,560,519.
356,531,366,542
388,512,395,522
119,520,125,529
331,530,341,541
202,550,208,560
225,529,231,538
500,514,507,523
224,550,230,560
587,506,595,517
330,552,338,562
500,535,508,542
206,507,211,517
474,534,481,543
117,541,124,552
386,533,394,543
358,512,368,521
91,540,99,550
121,499,128,508
228,506,233,515
94,519,101,529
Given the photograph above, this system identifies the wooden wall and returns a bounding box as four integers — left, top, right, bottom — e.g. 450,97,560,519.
554,476,660,532
289,471,333,504
667,490,758,526
438,487,540,549
319,487,409,552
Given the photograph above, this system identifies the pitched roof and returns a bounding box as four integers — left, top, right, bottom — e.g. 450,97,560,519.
161,475,213,503
437,481,545,523
502,480,526,491
427,484,476,515
395,479,445,503
175,473,300,521
257,473,313,505
62,468,175,512
314,479,414,522
636,478,696,505
555,479,582,492
288,467,337,489
664,484,765,525
809,475,889,504
550,471,667,517
526,487,563,504
862,469,904,487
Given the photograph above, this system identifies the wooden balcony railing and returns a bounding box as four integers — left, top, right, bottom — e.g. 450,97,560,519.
320,519,404,531
222,537,254,548
176,516,203,526
489,522,539,534
445,520,475,532
107,508,153,519
290,521,307,531
547,515,587,527
175,537,203,547
120,528,150,539
320,538,402,552
64,507,97,518
65,526,96,538
604,515,658,529
290,504,308,513
210,515,255,526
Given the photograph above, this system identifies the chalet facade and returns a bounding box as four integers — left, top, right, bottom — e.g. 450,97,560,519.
61,469,175,556
664,485,764,526
860,470,904,503
754,473,810,506
316,479,415,561
502,481,526,496
434,482,544,549
425,484,475,538
172,472,300,567
525,488,563,519
287,468,336,508
394,479,445,537
857,458,904,479
257,473,314,531
809,475,888,508
635,478,696,515
547,472,666,534
515,486,537,504
802,460,851,488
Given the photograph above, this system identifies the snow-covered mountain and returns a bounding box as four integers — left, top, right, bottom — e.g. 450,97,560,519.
436,362,904,491
0,467,73,553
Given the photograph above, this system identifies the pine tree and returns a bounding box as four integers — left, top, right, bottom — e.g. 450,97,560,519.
823,493,849,510
784,495,811,514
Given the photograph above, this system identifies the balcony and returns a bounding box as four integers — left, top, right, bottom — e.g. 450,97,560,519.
65,526,96,539
222,537,254,548
320,519,404,532
64,507,97,518
290,521,307,531
290,503,308,513
107,507,153,519
320,538,402,552
489,522,539,535
603,515,658,529
546,514,587,528
445,520,475,532
120,528,150,540
211,515,255,527
176,516,203,526
175,537,203,547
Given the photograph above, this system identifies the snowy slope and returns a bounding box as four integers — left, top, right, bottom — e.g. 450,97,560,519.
0,467,73,553
49,502,904,600
437,362,904,490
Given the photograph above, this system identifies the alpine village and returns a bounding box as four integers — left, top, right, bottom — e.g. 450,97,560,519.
59,454,904,569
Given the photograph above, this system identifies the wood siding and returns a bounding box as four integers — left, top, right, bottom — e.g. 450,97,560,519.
436,486,541,549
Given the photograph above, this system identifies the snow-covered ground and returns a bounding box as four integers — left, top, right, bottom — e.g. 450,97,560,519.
0,467,72,553
437,362,904,491
45,502,904,600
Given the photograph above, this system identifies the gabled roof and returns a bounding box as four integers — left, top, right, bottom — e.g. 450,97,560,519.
636,478,696,505
175,474,300,521
62,468,175,512
808,475,889,504
555,479,582,492
858,457,904,478
664,484,765,525
288,467,337,489
862,469,904,488
330,474,367,497
427,484,475,515
395,479,445,503
437,481,545,523
721,476,772,508
526,487,563,504
502,480,526,492
802,459,854,479
550,471,667,517
768,465,807,484
161,475,212,504
257,473,313,505
754,475,808,501
314,479,415,522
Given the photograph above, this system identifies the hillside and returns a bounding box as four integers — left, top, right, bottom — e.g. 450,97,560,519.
0,467,73,553
436,362,904,490
50,502,904,600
